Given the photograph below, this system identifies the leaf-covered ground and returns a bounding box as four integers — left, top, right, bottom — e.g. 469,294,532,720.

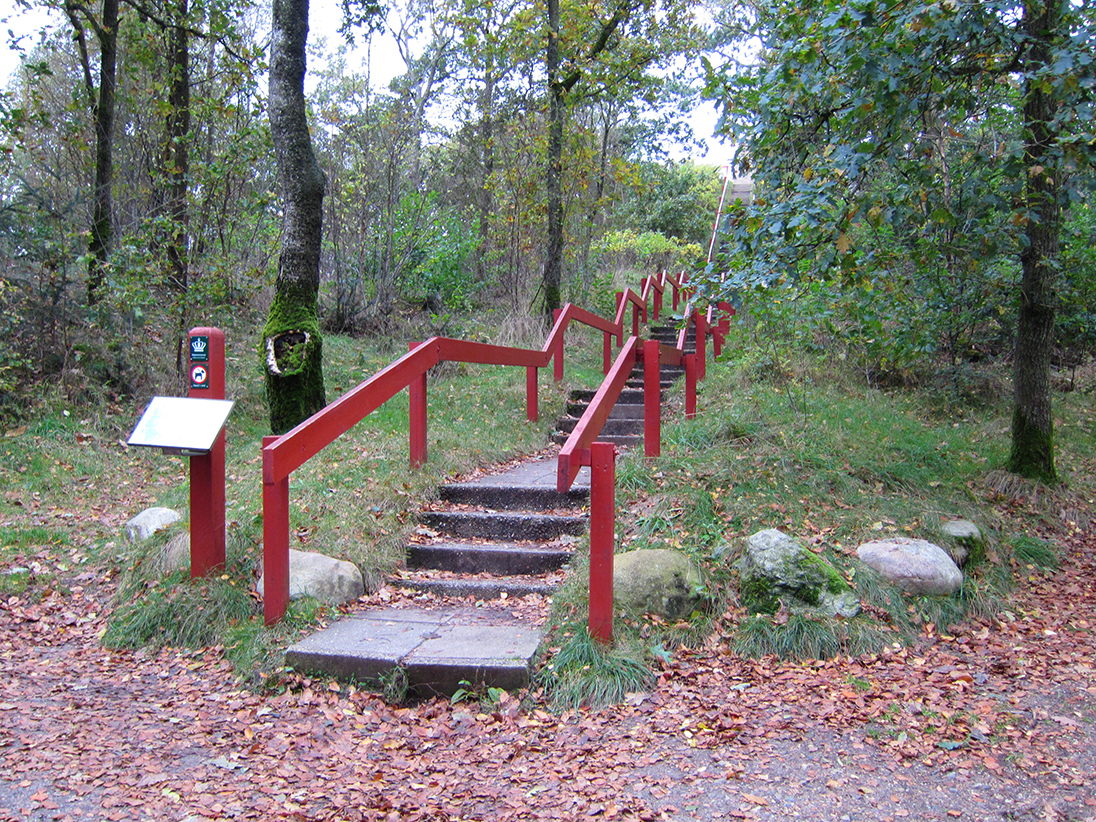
1,475,1093,822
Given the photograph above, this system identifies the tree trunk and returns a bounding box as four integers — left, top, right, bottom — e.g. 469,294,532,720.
263,0,326,435
165,0,190,296
166,0,191,378
78,0,119,306
542,0,564,317
1007,0,1060,483
475,63,495,284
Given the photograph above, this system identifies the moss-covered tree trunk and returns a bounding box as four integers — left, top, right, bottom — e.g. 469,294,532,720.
264,0,326,435
1007,0,1060,483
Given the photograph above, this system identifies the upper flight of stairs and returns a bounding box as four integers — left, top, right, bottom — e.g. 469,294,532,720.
286,327,695,696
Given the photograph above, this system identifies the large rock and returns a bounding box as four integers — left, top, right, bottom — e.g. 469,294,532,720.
613,549,706,621
257,548,365,606
738,529,861,618
857,537,962,595
125,507,181,542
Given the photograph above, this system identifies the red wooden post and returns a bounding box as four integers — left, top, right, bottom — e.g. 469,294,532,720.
685,353,697,419
718,301,734,334
409,342,427,467
631,304,640,338
526,365,538,422
695,310,707,382
602,332,612,374
188,327,226,579
589,441,616,645
615,292,624,346
644,339,661,458
553,308,564,381
262,436,290,626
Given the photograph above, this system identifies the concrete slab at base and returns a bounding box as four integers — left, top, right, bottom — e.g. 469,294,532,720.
285,607,543,697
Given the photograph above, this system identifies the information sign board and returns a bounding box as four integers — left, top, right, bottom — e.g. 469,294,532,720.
127,397,234,455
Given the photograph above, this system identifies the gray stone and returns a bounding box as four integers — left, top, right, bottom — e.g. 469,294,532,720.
857,537,963,595
940,519,985,567
257,548,364,605
125,507,181,542
613,548,706,621
739,529,861,618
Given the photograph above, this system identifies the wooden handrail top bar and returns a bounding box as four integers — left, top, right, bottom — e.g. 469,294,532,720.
543,303,620,356
613,288,646,330
437,337,549,368
264,340,440,484
264,336,551,484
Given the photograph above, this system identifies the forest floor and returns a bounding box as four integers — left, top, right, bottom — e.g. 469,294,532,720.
1,444,1093,822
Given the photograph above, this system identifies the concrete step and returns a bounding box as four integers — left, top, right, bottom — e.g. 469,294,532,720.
419,510,587,541
408,540,574,575
625,377,677,389
284,607,542,698
398,575,561,601
438,483,587,510
570,388,647,404
550,431,642,447
554,416,644,436
566,401,643,419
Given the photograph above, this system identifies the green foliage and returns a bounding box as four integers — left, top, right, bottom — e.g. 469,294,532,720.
593,229,704,279
616,161,724,247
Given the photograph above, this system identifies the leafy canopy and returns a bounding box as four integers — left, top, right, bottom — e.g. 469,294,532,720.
702,0,1096,290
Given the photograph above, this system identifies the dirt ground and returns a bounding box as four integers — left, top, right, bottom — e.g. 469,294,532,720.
1,462,1094,821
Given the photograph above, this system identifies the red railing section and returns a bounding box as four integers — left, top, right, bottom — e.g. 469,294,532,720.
260,270,725,628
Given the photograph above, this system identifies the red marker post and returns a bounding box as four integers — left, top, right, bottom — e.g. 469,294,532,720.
187,328,226,578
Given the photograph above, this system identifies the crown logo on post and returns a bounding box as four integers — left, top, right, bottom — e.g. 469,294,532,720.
191,338,208,353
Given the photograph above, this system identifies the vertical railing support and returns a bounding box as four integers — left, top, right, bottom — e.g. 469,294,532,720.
694,310,707,382
685,353,697,419
643,340,661,458
589,441,616,645
553,309,564,381
188,326,226,579
602,332,612,375
409,342,427,467
526,366,538,422
262,435,290,626
615,292,624,346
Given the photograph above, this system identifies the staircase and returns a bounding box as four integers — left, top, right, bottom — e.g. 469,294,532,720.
285,327,692,697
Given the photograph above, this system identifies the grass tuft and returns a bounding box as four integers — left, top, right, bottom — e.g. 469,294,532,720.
539,630,654,710
1009,534,1060,570
734,612,892,661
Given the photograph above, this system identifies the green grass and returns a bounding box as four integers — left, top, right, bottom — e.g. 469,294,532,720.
1009,534,1060,570
537,629,654,710
4,300,1094,695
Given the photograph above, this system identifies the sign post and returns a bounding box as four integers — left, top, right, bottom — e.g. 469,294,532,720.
188,328,226,578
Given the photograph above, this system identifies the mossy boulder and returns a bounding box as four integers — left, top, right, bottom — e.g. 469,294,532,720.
613,549,707,621
738,529,861,618
940,519,986,568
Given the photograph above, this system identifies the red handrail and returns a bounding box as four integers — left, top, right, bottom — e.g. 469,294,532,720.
262,335,552,625
545,303,619,379
556,336,639,493
261,268,727,626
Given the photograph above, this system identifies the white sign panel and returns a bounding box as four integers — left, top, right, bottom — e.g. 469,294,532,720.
127,397,234,454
